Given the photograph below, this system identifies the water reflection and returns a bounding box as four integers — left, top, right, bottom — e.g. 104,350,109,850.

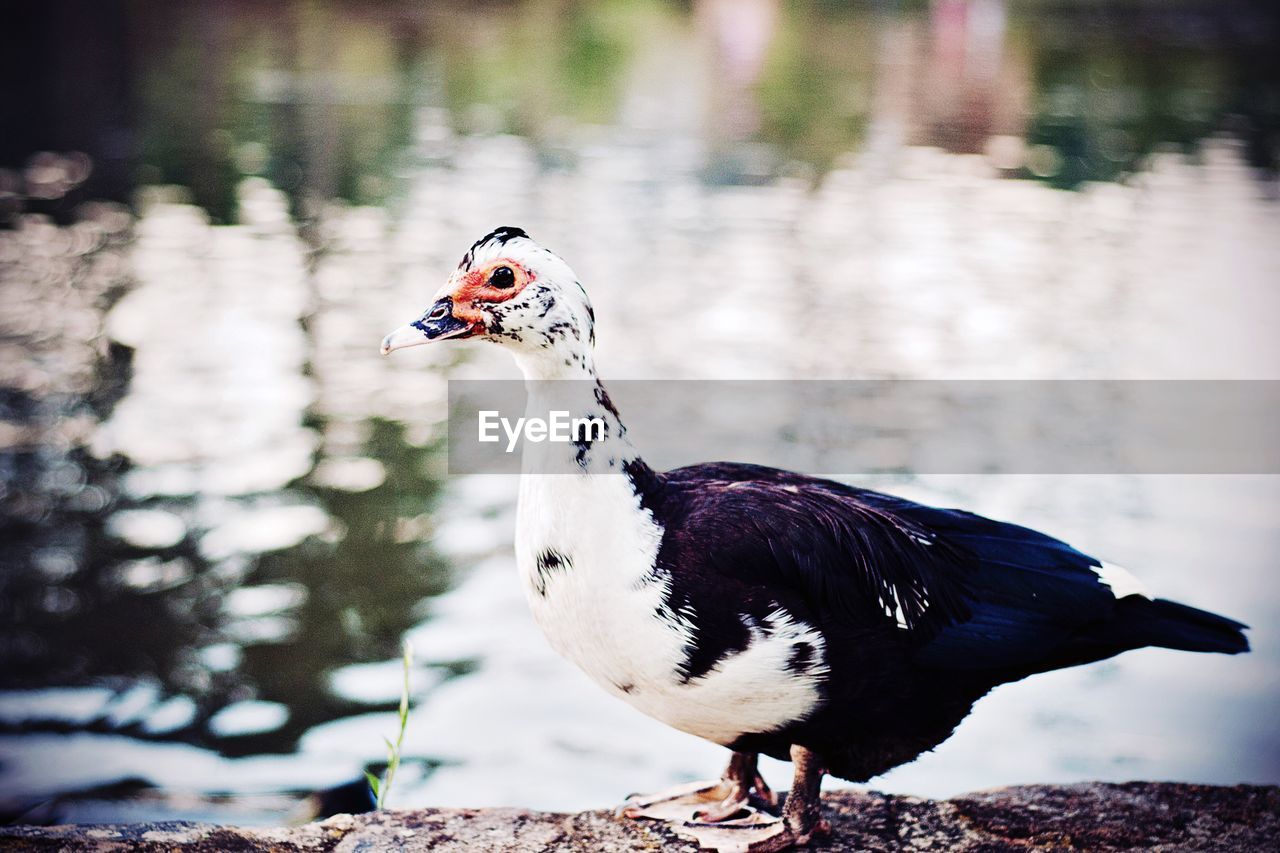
0,183,455,775
1,0,1278,825
8,0,1270,224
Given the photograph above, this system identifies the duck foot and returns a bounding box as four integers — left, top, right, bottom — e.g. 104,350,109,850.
621,751,777,821
620,752,791,851
619,778,729,820
771,815,832,848
671,812,790,853
623,791,785,852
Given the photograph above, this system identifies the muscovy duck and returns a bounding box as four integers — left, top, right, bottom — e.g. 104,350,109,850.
382,227,1249,850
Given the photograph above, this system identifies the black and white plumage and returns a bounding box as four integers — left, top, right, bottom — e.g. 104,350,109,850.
382,227,1250,848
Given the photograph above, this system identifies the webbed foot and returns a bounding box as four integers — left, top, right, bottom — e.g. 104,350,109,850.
620,752,793,851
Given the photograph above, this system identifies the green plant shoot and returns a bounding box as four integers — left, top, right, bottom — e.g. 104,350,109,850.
366,640,413,809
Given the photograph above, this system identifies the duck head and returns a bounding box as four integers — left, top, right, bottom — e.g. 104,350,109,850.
381,227,596,374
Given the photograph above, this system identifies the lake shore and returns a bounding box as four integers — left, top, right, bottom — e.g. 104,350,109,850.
3,782,1277,852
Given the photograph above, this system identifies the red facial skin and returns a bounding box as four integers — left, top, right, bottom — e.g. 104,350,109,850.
449,260,534,335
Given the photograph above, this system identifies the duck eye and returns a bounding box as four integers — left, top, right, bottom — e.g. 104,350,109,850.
489,266,516,289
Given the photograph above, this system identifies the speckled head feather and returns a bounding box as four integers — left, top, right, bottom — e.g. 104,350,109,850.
459,225,529,271
381,227,596,369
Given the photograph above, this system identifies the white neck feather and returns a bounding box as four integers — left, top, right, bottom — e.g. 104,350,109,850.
510,349,641,477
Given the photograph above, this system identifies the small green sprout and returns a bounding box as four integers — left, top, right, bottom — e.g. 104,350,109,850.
365,640,413,809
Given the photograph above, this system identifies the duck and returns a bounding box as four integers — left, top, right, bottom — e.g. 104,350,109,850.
381,226,1250,850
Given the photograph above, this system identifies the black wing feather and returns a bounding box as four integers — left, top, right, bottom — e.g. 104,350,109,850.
652,462,1134,672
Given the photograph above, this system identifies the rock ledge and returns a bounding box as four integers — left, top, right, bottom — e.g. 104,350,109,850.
2,782,1276,851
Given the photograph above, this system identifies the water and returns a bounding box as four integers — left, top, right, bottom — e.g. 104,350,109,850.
1,0,1278,824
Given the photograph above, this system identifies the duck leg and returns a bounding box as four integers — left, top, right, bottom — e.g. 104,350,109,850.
693,751,777,822
779,744,831,845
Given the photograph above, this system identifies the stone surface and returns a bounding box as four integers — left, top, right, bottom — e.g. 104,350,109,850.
1,783,1277,852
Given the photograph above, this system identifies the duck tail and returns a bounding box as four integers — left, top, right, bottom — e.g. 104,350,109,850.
1110,597,1250,655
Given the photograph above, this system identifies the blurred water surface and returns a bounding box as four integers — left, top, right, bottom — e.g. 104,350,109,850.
1,0,1278,824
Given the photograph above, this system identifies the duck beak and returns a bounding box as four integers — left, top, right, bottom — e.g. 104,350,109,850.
380,324,429,355
381,297,473,355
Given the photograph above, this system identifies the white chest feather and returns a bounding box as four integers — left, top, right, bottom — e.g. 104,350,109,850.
515,474,828,745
